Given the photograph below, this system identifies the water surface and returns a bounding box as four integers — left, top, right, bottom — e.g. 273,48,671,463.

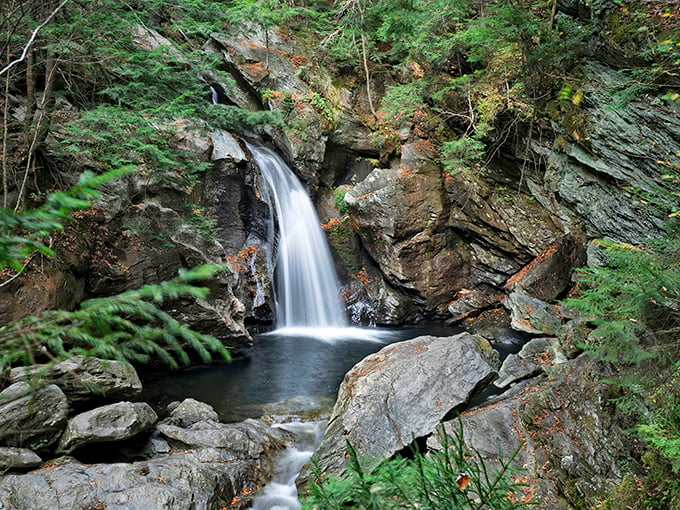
142,325,458,421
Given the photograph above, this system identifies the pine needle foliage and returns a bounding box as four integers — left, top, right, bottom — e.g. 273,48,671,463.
565,226,680,369
2,0,280,205
1,169,230,375
302,424,533,509
565,223,680,500
0,264,230,374
0,168,132,272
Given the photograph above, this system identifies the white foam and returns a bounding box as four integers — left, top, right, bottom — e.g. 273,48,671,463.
264,326,395,342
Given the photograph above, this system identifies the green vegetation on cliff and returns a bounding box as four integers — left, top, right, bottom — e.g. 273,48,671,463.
566,225,680,508
0,0,251,374
1,0,679,507
1,0,277,211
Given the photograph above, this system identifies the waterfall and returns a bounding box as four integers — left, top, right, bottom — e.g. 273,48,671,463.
248,144,348,331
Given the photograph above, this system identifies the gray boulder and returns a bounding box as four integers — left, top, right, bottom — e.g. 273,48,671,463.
164,398,219,428
494,337,567,389
0,406,290,510
156,418,283,463
10,356,142,405
313,333,499,475
0,382,69,451
0,447,42,471
447,287,501,322
58,402,158,453
210,130,246,162
432,355,636,509
0,454,234,510
504,234,585,302
505,290,563,335
0,410,289,509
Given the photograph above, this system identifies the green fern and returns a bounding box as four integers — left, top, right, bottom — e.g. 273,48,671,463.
0,168,132,272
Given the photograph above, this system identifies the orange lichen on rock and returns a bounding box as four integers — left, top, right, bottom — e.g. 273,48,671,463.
505,242,559,288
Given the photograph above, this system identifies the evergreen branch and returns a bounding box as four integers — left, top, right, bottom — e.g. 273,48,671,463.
0,265,230,374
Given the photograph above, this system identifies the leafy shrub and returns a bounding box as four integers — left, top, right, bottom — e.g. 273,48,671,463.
334,189,349,214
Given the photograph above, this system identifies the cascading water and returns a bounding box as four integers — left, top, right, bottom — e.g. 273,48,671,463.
250,421,325,510
240,143,391,510
248,144,348,332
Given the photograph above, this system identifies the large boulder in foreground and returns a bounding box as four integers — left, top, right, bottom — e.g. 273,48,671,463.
0,399,290,510
0,454,235,510
313,333,499,475
0,382,69,451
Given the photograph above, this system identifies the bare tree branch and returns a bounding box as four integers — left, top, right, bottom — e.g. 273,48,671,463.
0,0,68,77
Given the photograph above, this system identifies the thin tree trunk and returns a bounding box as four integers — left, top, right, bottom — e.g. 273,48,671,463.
2,54,12,208
26,49,36,117
550,0,558,29
14,56,58,212
360,32,378,122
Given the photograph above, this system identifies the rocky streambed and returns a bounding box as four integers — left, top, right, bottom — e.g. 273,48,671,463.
0,311,636,510
0,235,638,509
0,356,293,509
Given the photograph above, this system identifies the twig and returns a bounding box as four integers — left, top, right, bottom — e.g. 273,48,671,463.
2,52,11,208
0,0,69,77
0,252,35,288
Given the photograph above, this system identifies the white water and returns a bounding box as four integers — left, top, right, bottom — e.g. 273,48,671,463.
248,144,348,330
268,326,389,342
245,145,384,509
250,421,325,510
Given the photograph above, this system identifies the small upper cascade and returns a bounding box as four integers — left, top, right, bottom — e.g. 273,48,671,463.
248,143,348,330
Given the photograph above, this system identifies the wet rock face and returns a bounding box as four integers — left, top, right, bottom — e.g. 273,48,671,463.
313,333,499,475
0,124,253,351
345,167,472,317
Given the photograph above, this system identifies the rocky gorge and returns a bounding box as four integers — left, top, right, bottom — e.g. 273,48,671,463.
1,0,679,508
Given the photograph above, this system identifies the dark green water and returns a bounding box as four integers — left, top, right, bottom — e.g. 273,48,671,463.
141,325,462,421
